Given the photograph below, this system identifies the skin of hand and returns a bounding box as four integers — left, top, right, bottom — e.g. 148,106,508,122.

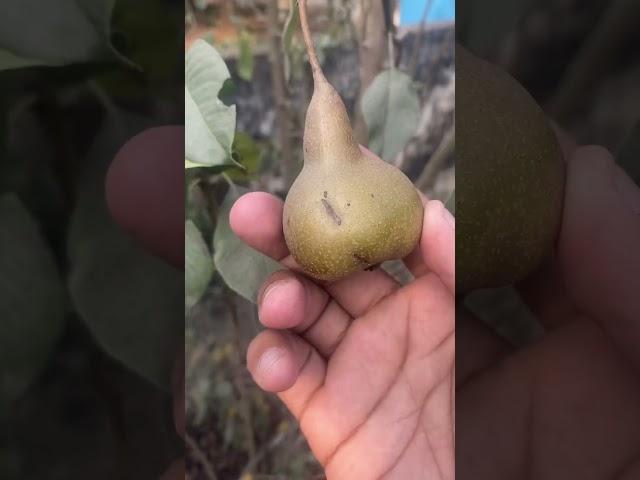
106,126,185,480
229,148,455,480
457,139,640,479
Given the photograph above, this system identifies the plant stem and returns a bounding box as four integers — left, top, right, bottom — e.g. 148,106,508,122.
415,126,454,193
224,290,257,470
186,433,219,480
298,0,325,81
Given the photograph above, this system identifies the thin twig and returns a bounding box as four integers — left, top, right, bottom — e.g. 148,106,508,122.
409,0,434,78
225,291,257,469
415,126,454,193
238,428,292,479
186,433,219,480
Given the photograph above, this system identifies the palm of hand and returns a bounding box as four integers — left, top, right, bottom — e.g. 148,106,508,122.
231,191,455,480
459,313,640,480
302,274,454,479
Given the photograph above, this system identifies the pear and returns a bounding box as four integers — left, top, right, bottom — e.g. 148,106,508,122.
456,44,565,294
282,0,424,282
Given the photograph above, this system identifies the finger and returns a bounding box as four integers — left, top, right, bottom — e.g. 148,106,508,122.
247,330,326,420
258,270,352,356
419,200,455,294
559,145,640,371
403,192,429,277
106,126,184,269
515,254,576,329
455,305,512,389
230,192,400,317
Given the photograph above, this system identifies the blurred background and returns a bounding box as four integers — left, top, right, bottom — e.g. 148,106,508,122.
184,0,454,478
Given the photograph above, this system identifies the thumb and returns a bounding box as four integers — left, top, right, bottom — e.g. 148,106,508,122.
559,145,640,370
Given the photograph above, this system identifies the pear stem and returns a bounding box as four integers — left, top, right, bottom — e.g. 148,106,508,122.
298,0,325,81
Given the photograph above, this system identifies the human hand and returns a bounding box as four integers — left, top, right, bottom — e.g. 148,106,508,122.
457,140,640,479
230,150,455,479
106,126,185,480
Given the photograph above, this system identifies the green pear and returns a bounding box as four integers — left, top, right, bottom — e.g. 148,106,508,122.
457,44,565,294
282,0,424,282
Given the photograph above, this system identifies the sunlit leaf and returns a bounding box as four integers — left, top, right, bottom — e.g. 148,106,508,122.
362,69,420,162
185,39,239,169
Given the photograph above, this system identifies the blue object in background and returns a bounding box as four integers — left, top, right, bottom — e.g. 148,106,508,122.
400,0,455,25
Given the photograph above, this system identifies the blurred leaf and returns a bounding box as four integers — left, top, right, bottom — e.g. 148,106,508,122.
457,0,531,57
617,120,640,185
186,220,214,311
68,111,183,390
237,30,255,82
227,133,263,181
0,0,134,71
186,181,214,240
213,186,282,303
362,69,420,162
282,0,300,83
0,194,67,410
185,39,239,170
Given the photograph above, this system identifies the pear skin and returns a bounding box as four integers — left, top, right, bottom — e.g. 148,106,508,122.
457,44,565,294
283,0,424,281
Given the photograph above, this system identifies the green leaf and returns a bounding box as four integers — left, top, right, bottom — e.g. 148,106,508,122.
237,30,255,82
282,0,301,83
362,69,420,162
0,0,133,71
0,194,67,409
186,220,214,311
68,111,183,390
226,132,263,181
185,39,239,170
213,186,283,303
617,120,640,186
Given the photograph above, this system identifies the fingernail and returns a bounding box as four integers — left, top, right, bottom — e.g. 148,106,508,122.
259,281,284,307
440,201,455,230
614,165,640,215
256,347,286,376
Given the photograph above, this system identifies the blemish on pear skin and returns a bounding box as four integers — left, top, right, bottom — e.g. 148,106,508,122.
352,252,370,265
323,191,328,198
321,198,342,225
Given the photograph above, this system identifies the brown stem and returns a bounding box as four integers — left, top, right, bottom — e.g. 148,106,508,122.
186,433,219,480
298,0,325,81
224,291,257,468
415,126,454,193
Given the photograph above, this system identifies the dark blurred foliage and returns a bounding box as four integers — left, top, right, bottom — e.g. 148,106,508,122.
0,1,184,478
